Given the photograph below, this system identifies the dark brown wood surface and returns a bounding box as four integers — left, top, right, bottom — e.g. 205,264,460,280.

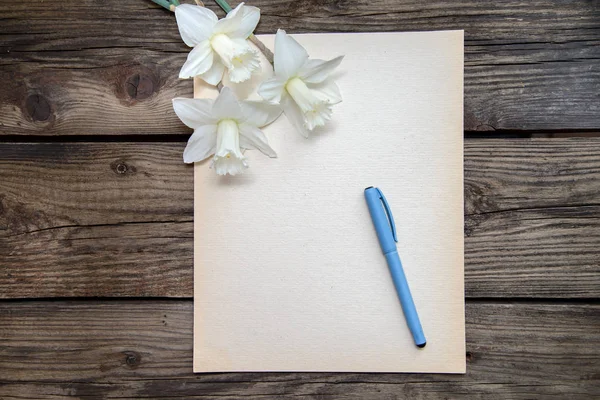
1,0,599,398
0,0,599,135
1,139,599,299
1,301,599,399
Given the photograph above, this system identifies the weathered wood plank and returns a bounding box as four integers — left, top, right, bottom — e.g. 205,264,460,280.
1,139,599,299
0,0,598,135
0,301,598,398
0,143,194,298
465,138,600,298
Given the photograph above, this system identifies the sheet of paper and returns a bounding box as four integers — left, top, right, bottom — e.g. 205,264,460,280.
193,31,465,373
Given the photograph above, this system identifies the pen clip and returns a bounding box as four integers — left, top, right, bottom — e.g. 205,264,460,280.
376,188,398,242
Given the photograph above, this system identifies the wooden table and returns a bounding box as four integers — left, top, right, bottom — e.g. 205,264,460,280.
1,0,599,398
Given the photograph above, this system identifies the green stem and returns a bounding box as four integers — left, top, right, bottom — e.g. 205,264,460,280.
214,0,233,13
170,0,180,6
149,0,172,11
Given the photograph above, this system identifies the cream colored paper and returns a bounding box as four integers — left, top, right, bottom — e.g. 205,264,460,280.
193,31,465,373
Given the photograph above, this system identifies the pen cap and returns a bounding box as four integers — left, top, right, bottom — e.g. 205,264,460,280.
364,187,398,254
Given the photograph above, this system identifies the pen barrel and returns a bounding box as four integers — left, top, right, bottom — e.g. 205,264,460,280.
385,251,426,346
364,188,397,253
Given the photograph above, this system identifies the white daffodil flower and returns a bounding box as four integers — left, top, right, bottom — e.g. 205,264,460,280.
258,29,343,137
175,3,261,84
173,88,280,175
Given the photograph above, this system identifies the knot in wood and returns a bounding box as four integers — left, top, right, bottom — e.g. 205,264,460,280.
25,94,52,122
466,351,474,362
116,163,128,174
111,160,136,176
123,351,141,367
125,73,155,100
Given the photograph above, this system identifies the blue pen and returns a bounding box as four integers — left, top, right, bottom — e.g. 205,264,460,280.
364,186,426,348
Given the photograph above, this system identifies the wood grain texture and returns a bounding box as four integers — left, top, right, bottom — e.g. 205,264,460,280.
0,0,598,135
1,138,599,299
0,300,598,398
465,139,600,298
0,143,194,298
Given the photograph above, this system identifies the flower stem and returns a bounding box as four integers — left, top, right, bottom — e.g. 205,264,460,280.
149,0,172,11
213,0,233,13
249,34,274,64
149,0,179,11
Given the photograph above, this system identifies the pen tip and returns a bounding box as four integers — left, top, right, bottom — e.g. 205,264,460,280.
417,342,426,348
364,186,374,191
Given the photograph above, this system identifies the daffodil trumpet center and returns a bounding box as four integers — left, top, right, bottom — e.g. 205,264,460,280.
285,77,333,130
210,34,260,83
213,119,247,175
216,119,241,158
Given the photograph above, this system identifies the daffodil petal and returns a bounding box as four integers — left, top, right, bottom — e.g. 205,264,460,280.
175,4,218,47
307,79,343,105
239,124,277,158
281,93,310,137
240,101,282,127
257,77,287,104
298,56,344,84
183,125,218,163
213,3,260,39
211,87,244,120
274,29,308,80
198,58,226,86
179,40,214,79
172,98,217,128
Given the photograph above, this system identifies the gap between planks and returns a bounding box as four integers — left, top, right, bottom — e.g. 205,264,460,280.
1,131,600,143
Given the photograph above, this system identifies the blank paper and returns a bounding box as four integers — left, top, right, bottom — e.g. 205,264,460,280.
193,31,465,373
